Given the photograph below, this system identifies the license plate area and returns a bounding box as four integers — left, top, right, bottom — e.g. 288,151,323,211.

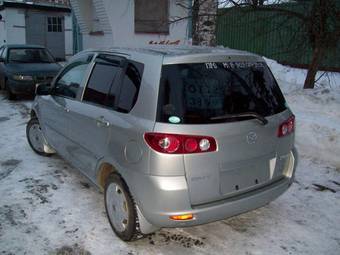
220,155,273,196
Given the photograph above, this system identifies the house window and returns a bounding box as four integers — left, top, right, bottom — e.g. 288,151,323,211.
47,17,63,32
134,0,169,34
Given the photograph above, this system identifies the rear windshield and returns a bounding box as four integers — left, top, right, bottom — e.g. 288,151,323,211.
157,62,286,124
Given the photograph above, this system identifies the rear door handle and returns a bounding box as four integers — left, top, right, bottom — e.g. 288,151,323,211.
96,116,110,127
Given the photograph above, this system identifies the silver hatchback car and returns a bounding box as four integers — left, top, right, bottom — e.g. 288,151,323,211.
26,47,298,241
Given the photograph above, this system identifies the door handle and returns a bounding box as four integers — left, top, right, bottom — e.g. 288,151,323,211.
64,107,70,113
96,116,110,127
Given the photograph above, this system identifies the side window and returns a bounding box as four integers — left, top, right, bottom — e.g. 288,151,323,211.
1,48,7,59
54,62,89,99
0,47,6,59
83,63,122,106
117,61,144,113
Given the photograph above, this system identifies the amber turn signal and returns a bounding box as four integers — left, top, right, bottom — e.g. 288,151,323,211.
169,214,194,221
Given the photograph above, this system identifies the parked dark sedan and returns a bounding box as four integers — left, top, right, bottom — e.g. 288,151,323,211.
0,44,62,100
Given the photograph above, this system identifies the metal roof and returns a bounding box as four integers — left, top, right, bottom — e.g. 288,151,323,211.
0,1,71,12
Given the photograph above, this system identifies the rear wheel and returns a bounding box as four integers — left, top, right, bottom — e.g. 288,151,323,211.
26,118,54,157
104,174,140,241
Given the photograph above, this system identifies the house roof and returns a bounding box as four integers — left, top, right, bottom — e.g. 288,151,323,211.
0,1,71,12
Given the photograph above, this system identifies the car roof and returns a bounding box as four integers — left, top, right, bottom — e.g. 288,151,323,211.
3,44,46,49
84,45,258,57
81,45,263,64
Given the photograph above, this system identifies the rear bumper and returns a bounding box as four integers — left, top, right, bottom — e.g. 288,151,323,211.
132,148,298,233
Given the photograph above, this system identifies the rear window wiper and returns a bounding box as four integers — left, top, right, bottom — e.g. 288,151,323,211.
210,112,268,125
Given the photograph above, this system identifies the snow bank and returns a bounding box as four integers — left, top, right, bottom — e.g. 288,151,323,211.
265,57,340,92
288,88,340,168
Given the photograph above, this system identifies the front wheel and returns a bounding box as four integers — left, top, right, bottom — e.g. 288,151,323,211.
26,118,54,157
104,174,141,241
6,85,16,100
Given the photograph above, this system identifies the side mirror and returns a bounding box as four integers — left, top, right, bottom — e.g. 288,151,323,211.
36,82,52,96
0,57,4,63
69,82,80,89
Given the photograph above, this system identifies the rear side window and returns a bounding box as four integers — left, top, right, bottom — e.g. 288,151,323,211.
157,62,286,124
83,63,122,106
117,61,144,113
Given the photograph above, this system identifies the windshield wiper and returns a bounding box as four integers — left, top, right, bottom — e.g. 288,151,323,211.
210,112,268,125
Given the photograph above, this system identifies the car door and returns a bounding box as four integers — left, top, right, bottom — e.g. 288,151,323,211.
65,54,126,179
38,55,92,162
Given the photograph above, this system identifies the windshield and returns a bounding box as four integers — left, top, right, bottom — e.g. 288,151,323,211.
8,48,55,63
157,62,286,124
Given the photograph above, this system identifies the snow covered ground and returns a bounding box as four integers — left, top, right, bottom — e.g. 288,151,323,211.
0,61,339,255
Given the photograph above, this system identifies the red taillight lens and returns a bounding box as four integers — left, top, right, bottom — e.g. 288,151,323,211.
144,133,217,154
184,138,198,153
278,115,295,137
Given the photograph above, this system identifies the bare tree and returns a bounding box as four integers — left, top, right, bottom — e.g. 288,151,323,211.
175,0,218,46
192,0,218,46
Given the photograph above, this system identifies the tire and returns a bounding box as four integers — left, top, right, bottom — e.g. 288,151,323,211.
5,81,16,100
104,174,141,241
0,76,5,90
26,118,53,157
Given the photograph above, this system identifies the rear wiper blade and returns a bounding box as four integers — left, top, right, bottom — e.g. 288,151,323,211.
210,112,268,125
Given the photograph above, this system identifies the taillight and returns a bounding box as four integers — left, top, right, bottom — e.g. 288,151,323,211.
144,133,217,154
278,115,295,137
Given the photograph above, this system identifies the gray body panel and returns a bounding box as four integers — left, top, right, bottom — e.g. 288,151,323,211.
153,110,294,205
31,46,298,234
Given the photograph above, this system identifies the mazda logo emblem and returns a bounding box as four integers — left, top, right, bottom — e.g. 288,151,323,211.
247,132,257,144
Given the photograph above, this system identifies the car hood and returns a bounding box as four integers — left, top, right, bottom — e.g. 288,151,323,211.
6,63,62,75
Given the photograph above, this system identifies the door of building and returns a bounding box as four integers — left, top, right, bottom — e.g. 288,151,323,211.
26,11,65,60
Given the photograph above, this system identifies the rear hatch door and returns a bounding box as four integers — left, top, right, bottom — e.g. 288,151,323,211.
156,60,294,205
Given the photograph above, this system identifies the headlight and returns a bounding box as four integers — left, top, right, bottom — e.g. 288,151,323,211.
12,75,33,81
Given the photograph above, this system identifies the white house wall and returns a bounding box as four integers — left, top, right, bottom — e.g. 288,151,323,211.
103,0,189,46
92,0,112,34
82,33,113,49
2,8,26,45
70,0,190,49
